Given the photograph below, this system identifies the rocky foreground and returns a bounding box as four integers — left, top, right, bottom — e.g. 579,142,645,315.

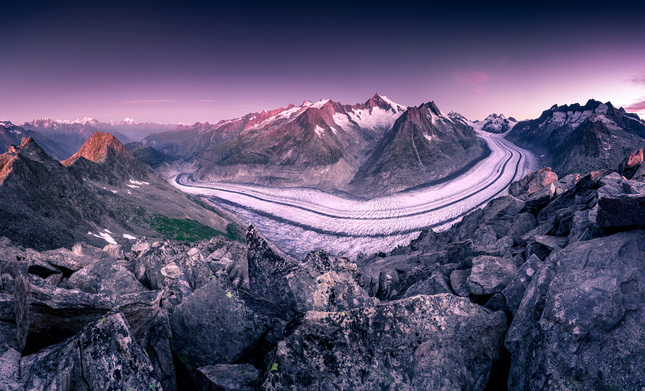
1,149,644,390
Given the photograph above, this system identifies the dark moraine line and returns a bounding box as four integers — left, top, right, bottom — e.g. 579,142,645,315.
175,140,518,223
187,142,524,238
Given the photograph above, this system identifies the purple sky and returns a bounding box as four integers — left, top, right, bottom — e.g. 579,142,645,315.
1,0,645,124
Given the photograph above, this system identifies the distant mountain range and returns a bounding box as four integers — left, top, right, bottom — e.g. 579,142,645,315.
0,118,176,161
0,132,240,250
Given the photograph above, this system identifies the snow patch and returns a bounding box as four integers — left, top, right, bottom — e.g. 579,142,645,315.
123,234,136,240
345,106,404,131
88,230,117,244
314,125,325,137
379,95,407,112
129,179,150,185
126,184,139,189
423,133,434,141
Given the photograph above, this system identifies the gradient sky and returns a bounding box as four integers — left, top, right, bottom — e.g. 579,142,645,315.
1,0,645,124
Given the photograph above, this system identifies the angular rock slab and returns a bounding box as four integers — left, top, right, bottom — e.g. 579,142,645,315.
468,255,519,295
506,230,645,390
597,194,645,229
20,312,161,390
170,276,267,369
196,364,259,391
262,294,507,391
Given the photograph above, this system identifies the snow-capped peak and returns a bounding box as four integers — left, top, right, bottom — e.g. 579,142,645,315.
57,116,100,126
120,117,140,125
311,99,330,109
473,113,517,133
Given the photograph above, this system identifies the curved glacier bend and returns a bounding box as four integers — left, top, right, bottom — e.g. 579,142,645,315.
172,131,540,258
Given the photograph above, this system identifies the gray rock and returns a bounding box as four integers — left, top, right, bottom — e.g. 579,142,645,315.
534,234,569,251
404,270,452,297
196,364,259,391
20,312,162,390
0,293,14,321
473,225,497,248
525,182,555,212
262,294,507,391
501,254,542,316
494,236,514,253
468,255,519,295
170,276,267,370
0,321,21,391
103,243,125,259
450,269,471,297
481,196,526,238
484,292,507,313
597,194,645,229
64,256,147,295
506,213,536,246
246,226,374,313
15,279,161,354
506,231,645,390
568,209,602,242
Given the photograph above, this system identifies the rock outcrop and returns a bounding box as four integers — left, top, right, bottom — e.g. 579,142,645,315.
262,294,507,390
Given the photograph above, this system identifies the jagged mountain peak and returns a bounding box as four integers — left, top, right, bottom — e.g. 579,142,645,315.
9,137,52,162
62,131,130,166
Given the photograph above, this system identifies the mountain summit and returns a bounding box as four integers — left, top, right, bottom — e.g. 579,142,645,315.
347,101,488,195
62,132,131,165
62,131,150,184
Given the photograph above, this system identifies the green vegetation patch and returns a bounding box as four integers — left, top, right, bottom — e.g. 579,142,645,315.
149,215,222,242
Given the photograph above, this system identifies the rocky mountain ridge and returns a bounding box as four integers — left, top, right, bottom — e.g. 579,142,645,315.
0,134,240,251
506,99,645,175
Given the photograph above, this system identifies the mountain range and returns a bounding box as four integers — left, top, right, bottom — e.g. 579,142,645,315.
144,94,489,196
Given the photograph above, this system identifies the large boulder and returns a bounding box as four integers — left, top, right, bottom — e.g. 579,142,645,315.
506,231,645,390
170,274,268,370
14,278,161,354
246,228,374,314
20,312,162,390
262,294,507,390
501,254,542,316
597,194,645,229
618,148,643,178
468,255,519,296
509,167,559,198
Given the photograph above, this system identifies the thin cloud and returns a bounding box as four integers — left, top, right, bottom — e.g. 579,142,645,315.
626,98,645,113
200,99,216,102
452,70,490,94
117,99,177,105
630,74,645,85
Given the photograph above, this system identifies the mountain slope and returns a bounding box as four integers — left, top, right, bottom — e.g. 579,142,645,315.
506,99,645,175
125,142,172,168
346,102,488,195
0,136,240,250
